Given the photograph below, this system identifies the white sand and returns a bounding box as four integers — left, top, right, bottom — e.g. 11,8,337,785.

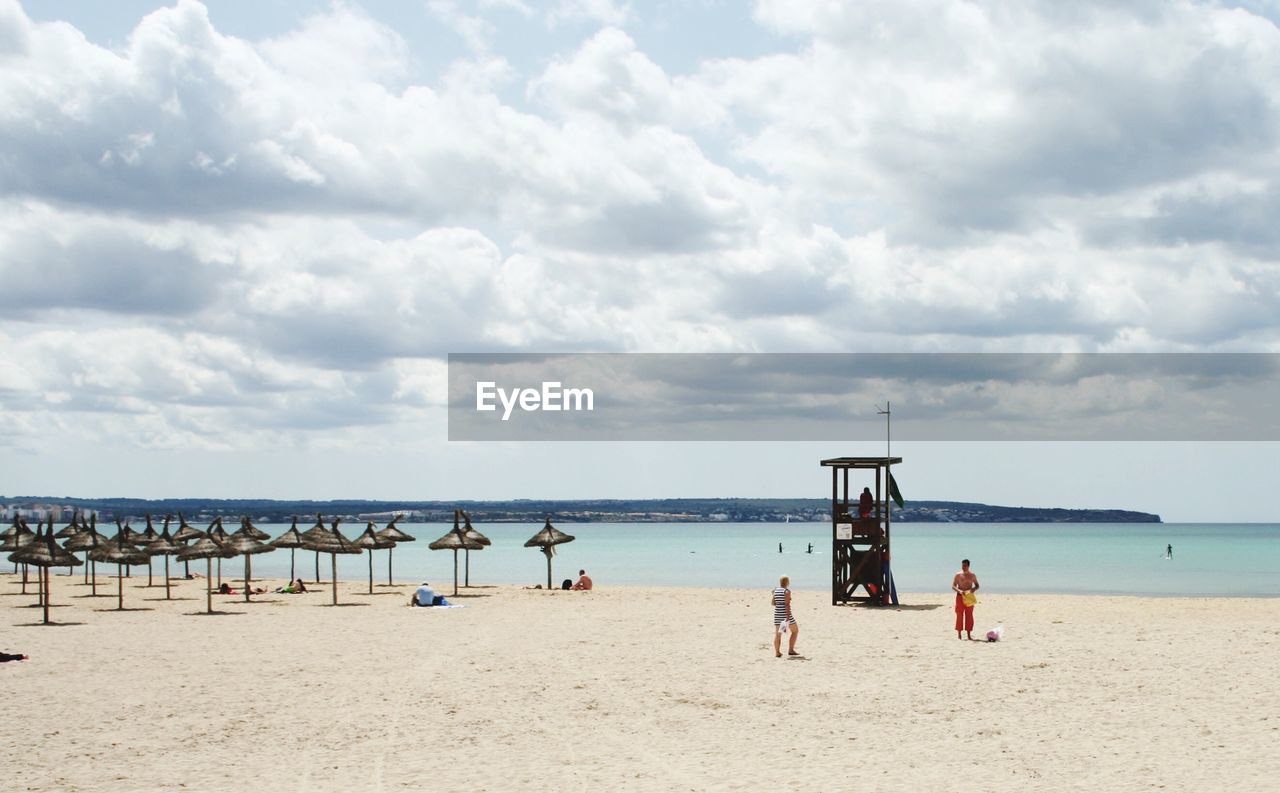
3,572,1279,791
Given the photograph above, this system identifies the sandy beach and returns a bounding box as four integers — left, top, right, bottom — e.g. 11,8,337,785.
3,572,1278,792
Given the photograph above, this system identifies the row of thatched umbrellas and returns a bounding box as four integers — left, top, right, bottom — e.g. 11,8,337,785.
4,510,577,624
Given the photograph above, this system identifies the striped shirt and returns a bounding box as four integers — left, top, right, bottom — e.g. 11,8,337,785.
773,586,795,625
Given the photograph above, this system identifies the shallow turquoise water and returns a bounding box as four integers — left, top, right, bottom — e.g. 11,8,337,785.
144,522,1280,597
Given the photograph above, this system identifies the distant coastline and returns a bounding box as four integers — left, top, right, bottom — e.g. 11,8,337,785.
2,496,1161,524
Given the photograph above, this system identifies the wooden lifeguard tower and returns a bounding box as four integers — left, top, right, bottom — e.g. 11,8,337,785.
821,456,902,605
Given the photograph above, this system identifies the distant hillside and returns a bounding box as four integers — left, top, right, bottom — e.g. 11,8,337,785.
3,496,1161,524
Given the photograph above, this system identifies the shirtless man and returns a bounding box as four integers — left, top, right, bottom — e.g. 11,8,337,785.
951,559,980,640
572,570,593,590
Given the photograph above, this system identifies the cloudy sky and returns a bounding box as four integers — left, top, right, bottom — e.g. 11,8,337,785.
2,0,1278,520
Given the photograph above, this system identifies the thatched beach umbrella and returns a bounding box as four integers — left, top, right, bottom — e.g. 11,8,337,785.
460,511,490,588
143,517,182,601
524,516,576,590
2,517,34,589
90,532,150,611
269,517,306,583
139,515,163,587
299,518,363,606
428,512,484,597
54,514,83,577
352,523,394,594
299,514,332,584
177,536,237,615
223,518,274,603
207,518,231,586
63,521,105,595
173,513,205,579
375,514,415,586
10,521,82,624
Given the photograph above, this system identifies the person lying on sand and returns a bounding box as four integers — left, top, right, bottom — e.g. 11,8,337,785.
217,583,266,595
276,579,308,594
1,653,29,662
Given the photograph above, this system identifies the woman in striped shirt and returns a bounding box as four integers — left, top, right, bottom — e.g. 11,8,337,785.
773,575,799,657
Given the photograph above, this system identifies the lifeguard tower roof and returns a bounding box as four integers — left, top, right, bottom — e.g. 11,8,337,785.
820,457,903,468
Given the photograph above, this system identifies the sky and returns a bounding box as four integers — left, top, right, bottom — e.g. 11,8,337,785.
2,0,1279,520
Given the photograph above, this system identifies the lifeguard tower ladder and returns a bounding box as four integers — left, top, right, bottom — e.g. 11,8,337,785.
821,456,902,605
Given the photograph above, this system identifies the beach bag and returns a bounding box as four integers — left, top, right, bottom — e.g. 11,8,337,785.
986,624,1004,642
962,591,977,607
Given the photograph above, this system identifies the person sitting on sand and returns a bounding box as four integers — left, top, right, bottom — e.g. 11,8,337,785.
571,570,593,590
410,581,437,607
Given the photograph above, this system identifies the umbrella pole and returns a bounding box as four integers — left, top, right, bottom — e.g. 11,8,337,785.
184,558,190,578
36,566,43,607
126,564,130,579
387,547,393,586
84,552,90,583
546,552,552,590
117,564,124,610
91,560,97,596
244,555,252,603
453,549,459,597
289,548,295,584
465,548,470,587
21,563,27,594
331,553,338,606
148,560,153,587
367,553,373,595
43,565,50,625
164,556,171,600
216,558,222,587
315,551,320,584
206,556,213,614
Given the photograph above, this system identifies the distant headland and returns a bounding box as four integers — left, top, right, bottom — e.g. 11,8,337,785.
3,497,1161,524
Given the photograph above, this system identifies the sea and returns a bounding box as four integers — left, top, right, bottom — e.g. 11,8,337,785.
166,522,1280,598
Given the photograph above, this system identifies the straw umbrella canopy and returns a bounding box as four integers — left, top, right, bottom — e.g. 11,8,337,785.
54,515,82,539
222,518,275,603
460,511,490,588
237,517,271,542
89,531,150,611
268,516,306,583
10,521,82,624
63,520,105,594
299,518,363,605
172,513,205,579
375,514,415,586
523,516,576,590
143,517,183,600
352,523,394,594
177,535,238,615
428,512,484,597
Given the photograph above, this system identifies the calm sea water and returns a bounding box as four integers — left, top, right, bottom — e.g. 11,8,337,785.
165,522,1280,597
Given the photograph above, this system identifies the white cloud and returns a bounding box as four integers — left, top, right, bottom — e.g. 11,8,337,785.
3,0,1280,464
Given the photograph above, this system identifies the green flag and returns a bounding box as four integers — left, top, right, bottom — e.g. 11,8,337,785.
888,473,904,509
